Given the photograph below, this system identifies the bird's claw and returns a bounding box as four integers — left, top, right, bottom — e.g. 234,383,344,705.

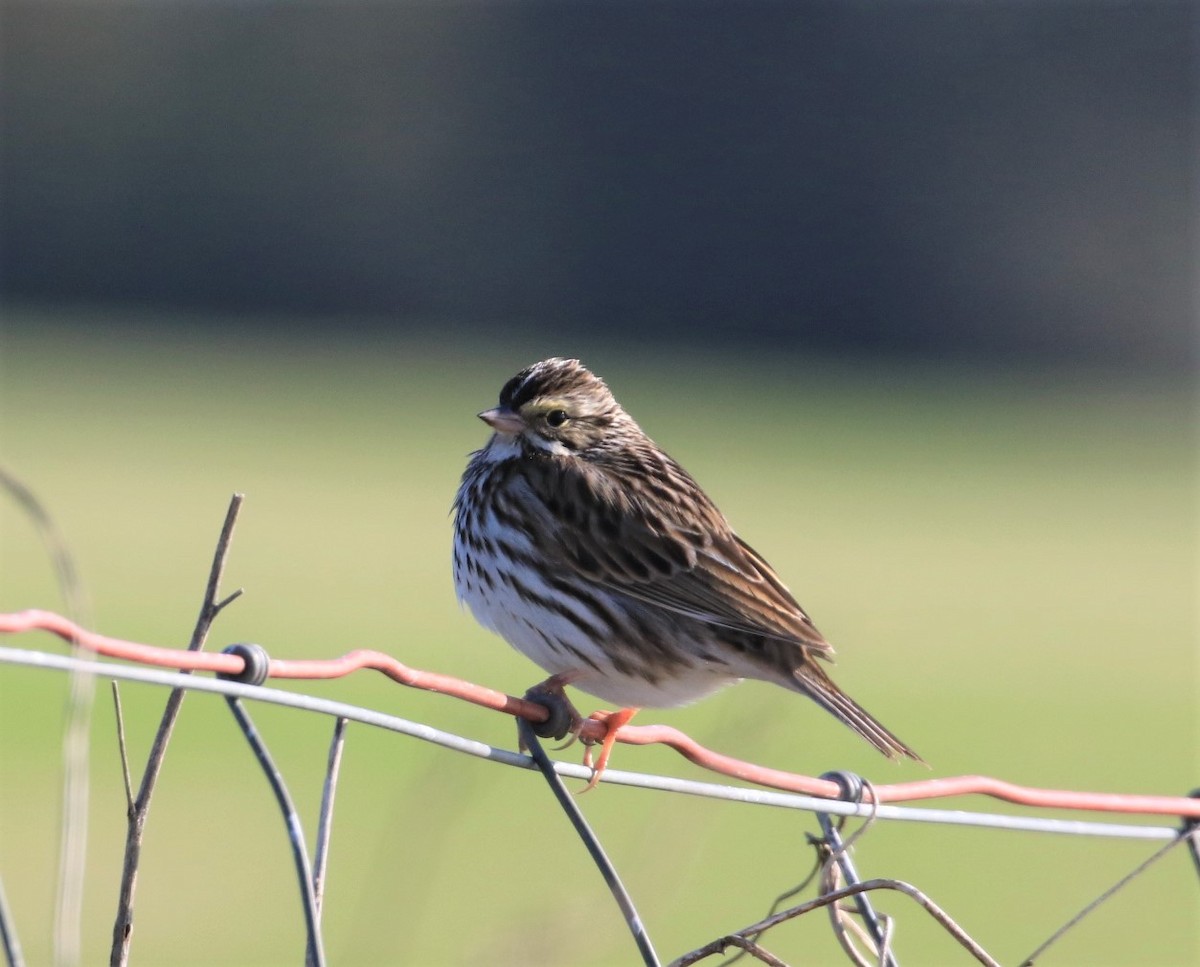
578,707,639,794
519,678,638,793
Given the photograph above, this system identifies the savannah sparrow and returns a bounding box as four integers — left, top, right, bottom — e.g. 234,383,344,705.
453,358,920,783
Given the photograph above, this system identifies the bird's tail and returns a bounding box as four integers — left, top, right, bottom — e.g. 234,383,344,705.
794,661,924,763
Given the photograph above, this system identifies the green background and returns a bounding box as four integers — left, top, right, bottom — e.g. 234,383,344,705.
0,315,1195,965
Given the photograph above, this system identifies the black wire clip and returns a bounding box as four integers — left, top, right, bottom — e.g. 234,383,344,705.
218,642,271,686
521,684,574,741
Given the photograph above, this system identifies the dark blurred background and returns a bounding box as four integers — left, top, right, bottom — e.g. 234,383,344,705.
2,1,1196,367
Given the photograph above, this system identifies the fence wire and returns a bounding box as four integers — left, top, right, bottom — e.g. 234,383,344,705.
1,486,1196,966
2,644,1196,967
1,646,1183,842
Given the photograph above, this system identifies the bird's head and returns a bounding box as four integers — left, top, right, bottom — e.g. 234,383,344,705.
479,357,628,457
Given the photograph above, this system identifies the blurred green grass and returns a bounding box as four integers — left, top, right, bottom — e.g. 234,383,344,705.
1,311,1196,965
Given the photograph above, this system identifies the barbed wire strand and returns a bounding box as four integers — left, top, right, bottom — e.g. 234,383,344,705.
1018,825,1198,966
669,878,1001,967
0,872,24,967
109,494,244,967
0,466,94,967
313,718,349,919
0,645,1183,843
518,718,662,967
223,696,326,967
3,609,1196,822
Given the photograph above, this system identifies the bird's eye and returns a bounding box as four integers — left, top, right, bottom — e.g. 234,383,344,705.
545,409,569,428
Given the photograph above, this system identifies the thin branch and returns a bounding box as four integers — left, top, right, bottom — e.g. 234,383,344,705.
694,936,788,967
313,718,348,919
214,588,244,613
0,466,94,967
109,683,135,816
109,494,243,967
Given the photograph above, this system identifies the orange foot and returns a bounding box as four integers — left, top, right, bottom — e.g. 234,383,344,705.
579,707,640,793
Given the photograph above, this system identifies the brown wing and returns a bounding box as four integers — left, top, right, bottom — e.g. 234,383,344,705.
523,450,835,658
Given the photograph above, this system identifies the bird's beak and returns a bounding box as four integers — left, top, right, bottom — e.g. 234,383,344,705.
479,406,525,435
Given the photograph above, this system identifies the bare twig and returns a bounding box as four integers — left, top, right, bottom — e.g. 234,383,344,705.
694,936,788,967
109,683,135,816
669,879,999,967
0,466,94,967
109,494,244,967
313,718,348,918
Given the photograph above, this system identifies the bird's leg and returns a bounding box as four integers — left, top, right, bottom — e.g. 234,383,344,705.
579,707,640,793
521,678,639,791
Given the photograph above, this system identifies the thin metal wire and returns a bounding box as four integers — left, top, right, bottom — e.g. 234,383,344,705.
7,608,1198,820
312,717,348,918
0,646,1182,841
817,824,896,964
1018,828,1197,966
816,772,896,967
519,721,661,967
819,819,892,967
669,878,1001,967
7,605,1196,820
223,697,325,967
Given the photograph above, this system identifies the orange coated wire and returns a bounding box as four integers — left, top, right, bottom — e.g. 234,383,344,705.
3,608,1197,819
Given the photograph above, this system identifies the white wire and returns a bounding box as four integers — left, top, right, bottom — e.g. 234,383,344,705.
0,646,1180,842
